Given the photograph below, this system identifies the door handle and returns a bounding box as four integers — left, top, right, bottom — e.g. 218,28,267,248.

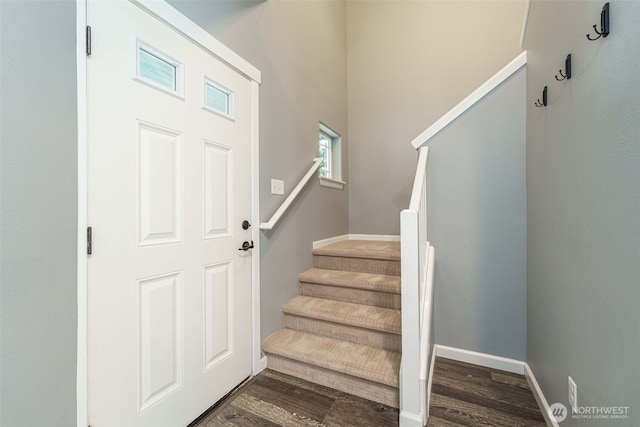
238,240,254,251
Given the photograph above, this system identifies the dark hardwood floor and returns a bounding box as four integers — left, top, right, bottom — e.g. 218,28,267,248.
427,358,546,426
192,369,398,426
193,358,545,426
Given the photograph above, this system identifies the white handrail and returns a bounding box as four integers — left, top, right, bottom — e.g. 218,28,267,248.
410,51,527,149
408,147,430,211
259,158,323,231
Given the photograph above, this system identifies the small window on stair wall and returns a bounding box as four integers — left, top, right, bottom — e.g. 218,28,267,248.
318,123,345,190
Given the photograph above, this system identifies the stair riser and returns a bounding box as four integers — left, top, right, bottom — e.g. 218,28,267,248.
284,314,401,352
314,255,400,276
266,354,399,408
300,283,400,309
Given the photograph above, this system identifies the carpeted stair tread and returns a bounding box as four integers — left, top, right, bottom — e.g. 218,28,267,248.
263,329,400,388
298,268,401,294
313,240,400,261
283,296,401,334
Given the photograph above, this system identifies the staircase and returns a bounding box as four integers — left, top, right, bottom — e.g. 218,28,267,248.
262,239,401,408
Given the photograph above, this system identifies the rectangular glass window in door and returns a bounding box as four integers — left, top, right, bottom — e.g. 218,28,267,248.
134,39,184,98
203,78,234,120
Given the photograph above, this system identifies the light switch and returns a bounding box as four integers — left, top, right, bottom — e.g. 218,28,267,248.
271,179,284,195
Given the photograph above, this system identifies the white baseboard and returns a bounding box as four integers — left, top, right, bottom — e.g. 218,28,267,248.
435,345,525,375
525,363,558,427
349,234,401,242
312,234,350,249
313,234,401,249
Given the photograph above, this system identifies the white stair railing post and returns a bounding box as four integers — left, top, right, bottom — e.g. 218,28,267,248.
400,146,432,427
400,208,423,427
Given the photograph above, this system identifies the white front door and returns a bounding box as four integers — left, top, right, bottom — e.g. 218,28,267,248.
87,2,254,425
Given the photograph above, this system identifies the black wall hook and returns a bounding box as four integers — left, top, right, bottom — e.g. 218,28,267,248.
535,86,548,107
587,2,609,40
555,54,572,81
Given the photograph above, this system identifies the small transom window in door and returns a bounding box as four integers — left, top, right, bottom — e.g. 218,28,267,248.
203,78,234,120
134,39,184,98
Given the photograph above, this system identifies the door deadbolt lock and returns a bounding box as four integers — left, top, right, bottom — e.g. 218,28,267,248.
238,240,254,251
242,220,251,230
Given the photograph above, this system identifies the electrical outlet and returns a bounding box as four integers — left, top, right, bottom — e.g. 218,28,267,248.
271,179,284,195
568,376,578,413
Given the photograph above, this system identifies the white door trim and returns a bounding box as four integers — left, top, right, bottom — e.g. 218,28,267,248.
76,2,88,426
250,80,267,374
134,0,260,83
76,2,262,426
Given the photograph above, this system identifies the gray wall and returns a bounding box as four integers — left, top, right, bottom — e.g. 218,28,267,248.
525,0,640,424
167,0,349,341
425,69,527,360
347,0,526,235
0,1,78,426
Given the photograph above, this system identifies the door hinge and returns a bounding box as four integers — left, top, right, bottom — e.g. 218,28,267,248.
87,226,93,255
86,25,92,56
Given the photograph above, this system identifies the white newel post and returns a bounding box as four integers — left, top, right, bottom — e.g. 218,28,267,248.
400,208,423,427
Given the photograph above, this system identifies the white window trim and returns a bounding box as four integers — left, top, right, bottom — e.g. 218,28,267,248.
319,176,346,190
318,122,345,190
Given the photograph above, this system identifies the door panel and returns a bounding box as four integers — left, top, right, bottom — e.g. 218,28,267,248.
138,271,183,412
203,141,232,239
87,1,253,426
203,261,233,370
137,122,182,245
